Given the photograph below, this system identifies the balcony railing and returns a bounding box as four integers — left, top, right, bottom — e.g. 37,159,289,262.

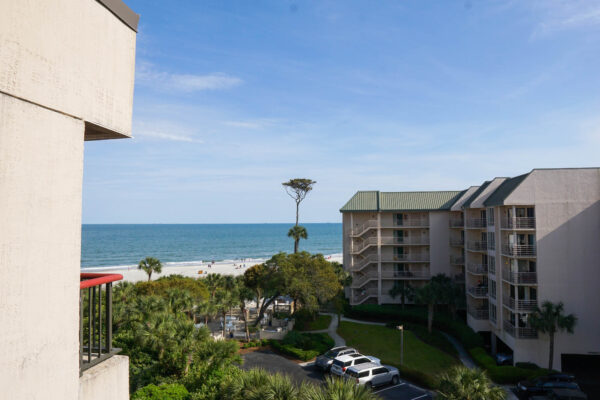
467,305,489,320
503,321,538,339
467,241,488,252
449,238,464,246
501,244,536,258
466,218,487,229
449,218,464,228
350,220,378,236
351,253,430,271
80,273,123,373
352,271,431,287
502,269,537,285
502,297,538,312
450,255,465,265
351,217,430,236
466,263,488,275
467,286,488,298
502,217,536,230
352,236,430,254
351,237,378,254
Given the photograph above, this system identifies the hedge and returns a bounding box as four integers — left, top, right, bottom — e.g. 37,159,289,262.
270,332,335,361
131,383,190,400
348,304,553,384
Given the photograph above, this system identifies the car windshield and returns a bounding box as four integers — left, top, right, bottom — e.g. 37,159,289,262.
333,360,344,368
345,369,358,378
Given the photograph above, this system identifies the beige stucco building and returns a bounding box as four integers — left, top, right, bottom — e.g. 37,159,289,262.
340,168,600,371
0,1,138,399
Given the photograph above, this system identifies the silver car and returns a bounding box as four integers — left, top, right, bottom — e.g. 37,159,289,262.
344,362,400,389
330,353,381,377
315,346,358,371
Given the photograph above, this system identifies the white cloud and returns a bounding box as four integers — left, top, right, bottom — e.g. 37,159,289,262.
132,121,203,143
136,62,242,93
529,1,600,38
222,119,278,129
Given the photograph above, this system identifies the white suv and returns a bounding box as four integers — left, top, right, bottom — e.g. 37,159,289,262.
330,354,381,376
344,362,400,389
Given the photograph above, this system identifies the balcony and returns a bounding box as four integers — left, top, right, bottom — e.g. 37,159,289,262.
501,244,536,258
449,218,464,228
466,263,488,275
502,297,537,312
502,269,537,285
466,241,487,252
352,271,431,287
352,236,430,254
467,286,488,298
466,218,487,229
503,321,538,339
467,305,489,320
449,237,464,246
450,255,465,265
351,217,430,236
502,217,536,230
351,254,430,271
80,273,123,373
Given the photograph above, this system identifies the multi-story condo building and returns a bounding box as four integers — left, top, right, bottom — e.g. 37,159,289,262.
0,1,138,399
340,168,600,371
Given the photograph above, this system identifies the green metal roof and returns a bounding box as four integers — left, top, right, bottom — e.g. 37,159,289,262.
484,173,530,206
340,190,465,212
461,181,490,208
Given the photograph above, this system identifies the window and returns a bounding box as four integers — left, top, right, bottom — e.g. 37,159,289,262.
487,232,495,250
487,207,495,226
490,280,496,299
373,367,388,375
489,256,495,274
395,213,404,226
359,371,370,378
355,358,369,365
489,303,497,322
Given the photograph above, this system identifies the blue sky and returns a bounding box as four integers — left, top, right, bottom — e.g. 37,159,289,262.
83,0,600,223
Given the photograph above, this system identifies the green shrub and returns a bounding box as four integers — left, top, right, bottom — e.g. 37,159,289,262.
270,332,334,361
468,347,548,384
293,310,332,331
131,383,190,400
516,362,539,370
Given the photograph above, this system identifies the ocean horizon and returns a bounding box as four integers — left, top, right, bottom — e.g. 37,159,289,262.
81,223,342,269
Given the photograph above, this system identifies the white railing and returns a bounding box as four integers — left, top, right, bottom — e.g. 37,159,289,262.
392,253,430,262
381,236,429,245
466,218,487,229
350,220,378,236
351,237,378,254
502,217,536,230
502,244,536,258
467,241,487,252
450,255,465,265
503,321,538,339
352,271,431,287
501,270,537,284
390,218,429,228
502,297,537,311
467,306,489,320
467,286,488,298
467,263,488,274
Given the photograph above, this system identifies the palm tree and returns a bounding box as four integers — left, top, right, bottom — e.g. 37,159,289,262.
287,225,308,253
529,301,577,370
437,366,506,400
204,273,223,300
388,281,414,309
301,375,378,400
138,257,162,281
134,311,178,360
235,275,255,341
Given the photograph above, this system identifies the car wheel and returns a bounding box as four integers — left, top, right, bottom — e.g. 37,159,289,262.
392,375,399,385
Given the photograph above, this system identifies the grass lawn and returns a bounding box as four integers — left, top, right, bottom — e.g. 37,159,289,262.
294,314,332,331
337,321,458,387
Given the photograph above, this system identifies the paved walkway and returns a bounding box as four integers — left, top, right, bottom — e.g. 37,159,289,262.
440,332,476,369
305,313,345,347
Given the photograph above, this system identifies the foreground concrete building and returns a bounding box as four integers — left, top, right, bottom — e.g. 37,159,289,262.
0,1,138,399
340,168,600,371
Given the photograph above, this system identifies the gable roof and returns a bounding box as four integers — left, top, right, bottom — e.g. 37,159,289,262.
484,173,530,206
340,190,465,212
461,181,491,208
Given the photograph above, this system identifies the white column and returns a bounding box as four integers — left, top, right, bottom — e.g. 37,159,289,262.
377,213,382,304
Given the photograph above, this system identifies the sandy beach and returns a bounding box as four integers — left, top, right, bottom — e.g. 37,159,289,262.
84,254,343,283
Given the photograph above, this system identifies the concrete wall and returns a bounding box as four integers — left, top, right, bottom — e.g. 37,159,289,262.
0,0,137,136
79,356,129,400
429,211,451,276
0,93,84,400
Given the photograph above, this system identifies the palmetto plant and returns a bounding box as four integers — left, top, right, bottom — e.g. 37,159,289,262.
287,225,308,254
138,257,163,281
437,366,506,400
529,301,577,370
301,375,379,400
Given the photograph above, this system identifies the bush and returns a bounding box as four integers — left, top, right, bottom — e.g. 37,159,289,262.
239,339,270,349
468,347,551,384
270,332,334,361
293,310,332,331
516,362,539,370
131,383,190,400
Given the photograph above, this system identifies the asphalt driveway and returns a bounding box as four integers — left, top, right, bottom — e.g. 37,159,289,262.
241,349,432,400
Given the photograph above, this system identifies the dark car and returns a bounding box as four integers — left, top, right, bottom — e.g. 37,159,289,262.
315,346,358,371
530,388,588,400
517,374,579,399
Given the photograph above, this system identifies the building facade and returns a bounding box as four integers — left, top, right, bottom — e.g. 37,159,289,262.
0,1,138,399
340,168,600,371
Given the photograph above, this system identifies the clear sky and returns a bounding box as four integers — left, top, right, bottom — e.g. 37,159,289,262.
82,0,600,224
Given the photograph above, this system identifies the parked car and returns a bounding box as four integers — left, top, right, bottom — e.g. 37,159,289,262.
315,346,358,371
529,388,588,400
496,352,513,366
330,353,381,376
344,362,400,389
517,374,579,399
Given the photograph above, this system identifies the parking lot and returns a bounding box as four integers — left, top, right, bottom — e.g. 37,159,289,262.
241,349,432,400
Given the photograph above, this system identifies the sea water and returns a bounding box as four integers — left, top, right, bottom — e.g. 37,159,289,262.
81,223,342,269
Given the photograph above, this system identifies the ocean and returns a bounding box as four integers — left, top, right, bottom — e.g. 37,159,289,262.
81,223,342,269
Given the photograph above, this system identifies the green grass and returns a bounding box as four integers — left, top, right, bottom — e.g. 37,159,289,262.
337,321,458,387
294,314,332,331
